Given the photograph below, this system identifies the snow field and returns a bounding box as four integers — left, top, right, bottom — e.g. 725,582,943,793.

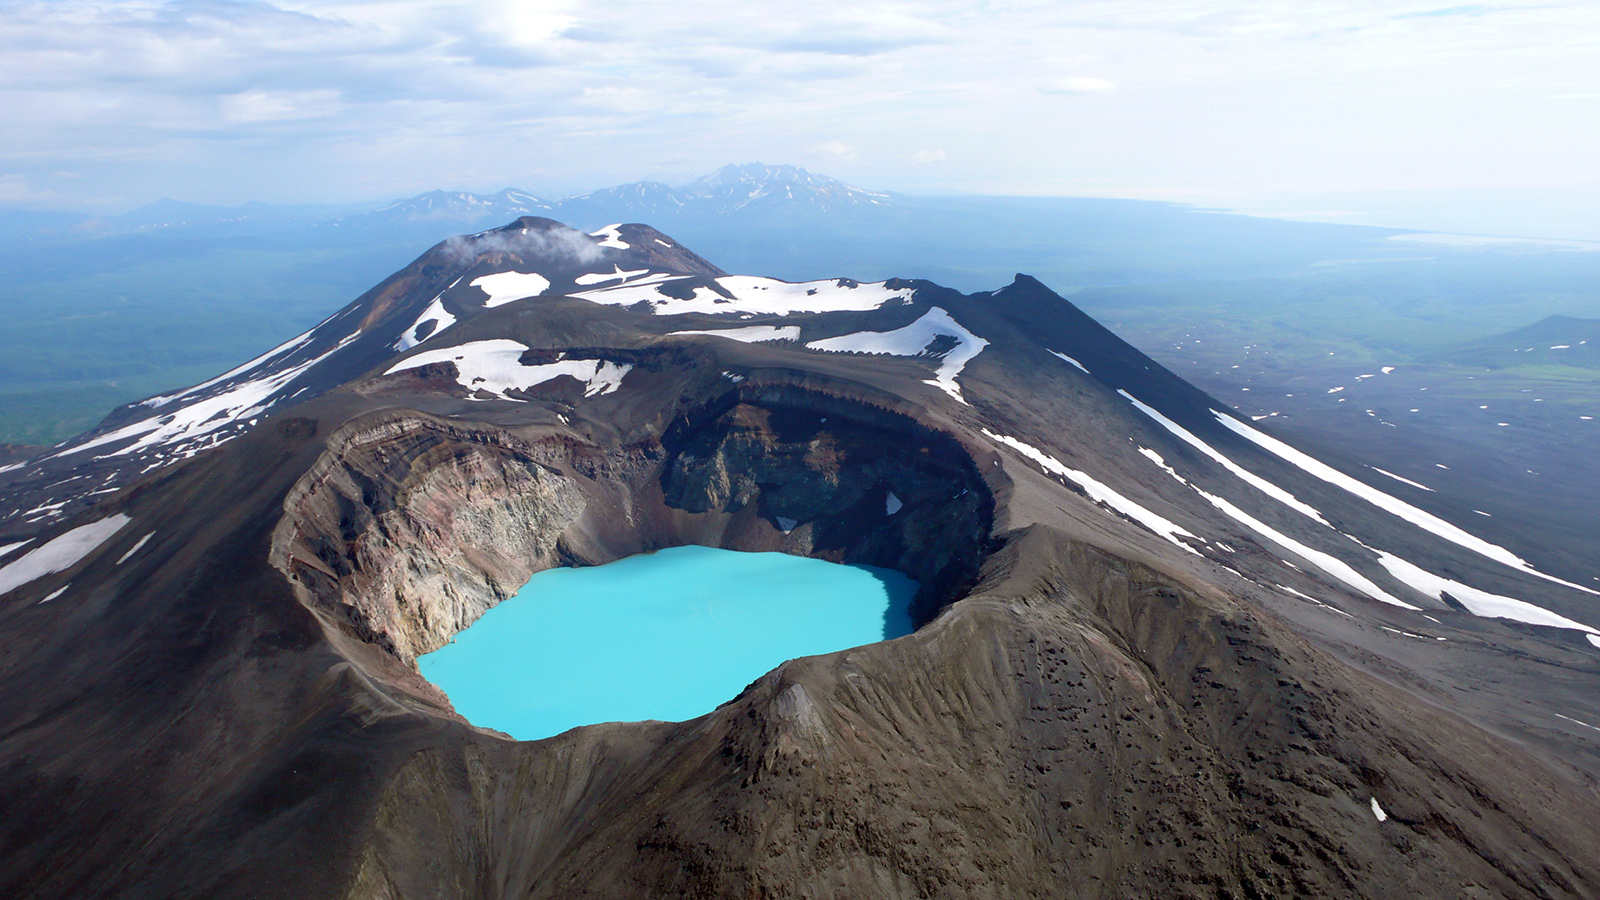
0,513,131,596
807,307,987,403
471,271,551,307
576,275,914,317
386,340,631,400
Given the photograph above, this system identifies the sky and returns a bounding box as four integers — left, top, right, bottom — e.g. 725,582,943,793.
2,0,1598,238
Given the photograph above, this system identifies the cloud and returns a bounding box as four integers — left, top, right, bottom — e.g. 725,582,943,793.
0,0,1596,223
1396,6,1488,19
441,224,605,267
813,140,861,162
220,90,343,124
1042,77,1116,95
0,174,58,205
912,149,946,164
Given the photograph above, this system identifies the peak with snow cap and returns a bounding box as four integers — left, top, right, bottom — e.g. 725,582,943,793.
680,163,890,213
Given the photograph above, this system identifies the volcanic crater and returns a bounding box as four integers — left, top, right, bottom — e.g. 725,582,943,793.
3,218,1599,900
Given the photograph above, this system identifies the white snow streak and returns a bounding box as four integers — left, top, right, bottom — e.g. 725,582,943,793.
574,265,647,286
1214,413,1600,596
1120,391,1330,525
117,531,156,565
141,329,314,408
1138,447,1184,482
0,513,131,595
1376,554,1598,634
0,539,34,559
1371,798,1388,822
983,430,1199,554
1369,467,1433,492
886,492,903,515
1049,350,1089,373
807,307,987,403
670,325,800,343
59,334,358,461
1195,488,1415,609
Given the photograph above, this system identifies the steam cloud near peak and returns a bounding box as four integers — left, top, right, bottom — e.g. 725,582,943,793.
440,224,607,268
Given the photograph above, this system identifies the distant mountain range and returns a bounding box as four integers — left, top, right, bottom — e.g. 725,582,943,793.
364,164,891,225
0,164,892,241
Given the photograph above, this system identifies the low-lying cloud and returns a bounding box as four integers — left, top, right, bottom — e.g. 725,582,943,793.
441,225,605,267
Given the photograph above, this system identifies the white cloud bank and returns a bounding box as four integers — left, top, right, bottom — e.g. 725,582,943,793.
0,0,1596,229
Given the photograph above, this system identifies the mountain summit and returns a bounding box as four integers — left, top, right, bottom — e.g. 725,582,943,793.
1,218,1598,899
680,162,890,212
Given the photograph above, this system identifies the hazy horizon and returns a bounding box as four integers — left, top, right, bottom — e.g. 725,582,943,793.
2,1,1598,240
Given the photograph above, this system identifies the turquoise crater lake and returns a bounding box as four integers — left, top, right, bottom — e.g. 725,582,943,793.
418,545,919,741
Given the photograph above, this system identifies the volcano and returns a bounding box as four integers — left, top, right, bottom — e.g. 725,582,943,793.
2,218,1598,899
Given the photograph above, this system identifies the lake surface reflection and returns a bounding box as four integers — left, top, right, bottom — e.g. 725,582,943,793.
418,545,919,740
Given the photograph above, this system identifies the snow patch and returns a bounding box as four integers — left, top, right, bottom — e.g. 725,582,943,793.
1589,634,1600,649
395,294,457,351
1371,798,1388,822
885,492,903,515
40,584,69,603
983,430,1199,554
671,325,800,343
471,271,551,307
0,514,131,595
775,517,797,533
591,224,629,249
807,307,987,403
385,340,631,400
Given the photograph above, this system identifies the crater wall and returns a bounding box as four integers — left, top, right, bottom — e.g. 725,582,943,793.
271,389,996,669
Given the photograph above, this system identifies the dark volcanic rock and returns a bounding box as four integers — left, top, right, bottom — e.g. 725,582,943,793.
1,219,1598,900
